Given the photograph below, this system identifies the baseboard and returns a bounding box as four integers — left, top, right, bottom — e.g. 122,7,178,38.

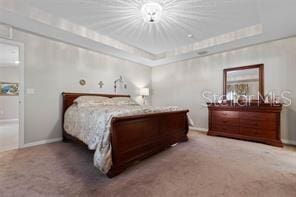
190,127,208,133
282,139,296,146
190,127,296,146
20,135,296,148
0,145,19,153
23,137,62,148
0,119,18,124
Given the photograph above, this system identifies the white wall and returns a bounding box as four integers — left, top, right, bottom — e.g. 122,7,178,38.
8,27,296,145
0,96,19,120
0,66,19,120
152,37,296,144
11,29,152,144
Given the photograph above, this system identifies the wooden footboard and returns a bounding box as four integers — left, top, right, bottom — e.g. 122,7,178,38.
62,93,189,178
107,110,189,177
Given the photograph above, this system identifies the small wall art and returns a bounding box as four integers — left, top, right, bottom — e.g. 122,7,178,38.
0,82,19,96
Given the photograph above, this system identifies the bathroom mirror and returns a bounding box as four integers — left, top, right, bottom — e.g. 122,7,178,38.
223,64,264,101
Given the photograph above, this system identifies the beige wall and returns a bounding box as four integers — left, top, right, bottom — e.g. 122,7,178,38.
0,96,18,120
8,27,296,145
12,29,152,144
152,37,296,144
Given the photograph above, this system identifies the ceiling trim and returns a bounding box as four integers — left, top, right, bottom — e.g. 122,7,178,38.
1,1,296,67
155,24,263,60
0,7,156,66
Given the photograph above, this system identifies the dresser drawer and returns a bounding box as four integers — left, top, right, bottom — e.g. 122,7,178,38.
239,127,261,137
239,119,277,130
239,119,260,128
239,127,277,139
258,130,277,139
212,111,240,119
212,124,239,134
240,112,276,121
212,117,240,126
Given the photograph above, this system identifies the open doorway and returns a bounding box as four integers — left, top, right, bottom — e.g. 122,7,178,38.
0,38,24,152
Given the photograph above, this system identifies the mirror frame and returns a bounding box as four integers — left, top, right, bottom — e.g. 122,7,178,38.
223,64,264,101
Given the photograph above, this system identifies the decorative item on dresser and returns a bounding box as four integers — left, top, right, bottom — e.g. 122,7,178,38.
207,102,283,147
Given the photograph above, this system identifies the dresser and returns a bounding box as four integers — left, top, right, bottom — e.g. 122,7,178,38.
207,103,283,147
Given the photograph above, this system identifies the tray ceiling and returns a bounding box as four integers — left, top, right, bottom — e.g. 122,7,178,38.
1,0,296,66
27,0,260,54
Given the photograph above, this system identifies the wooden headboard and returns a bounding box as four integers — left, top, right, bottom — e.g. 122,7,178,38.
62,92,130,115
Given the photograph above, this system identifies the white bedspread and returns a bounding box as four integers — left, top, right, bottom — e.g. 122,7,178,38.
64,104,193,174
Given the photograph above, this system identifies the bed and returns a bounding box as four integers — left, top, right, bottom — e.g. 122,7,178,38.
62,92,190,178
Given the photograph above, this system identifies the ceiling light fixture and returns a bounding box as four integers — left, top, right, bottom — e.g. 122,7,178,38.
141,3,163,23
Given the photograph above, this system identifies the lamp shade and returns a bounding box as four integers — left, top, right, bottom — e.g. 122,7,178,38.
140,88,150,96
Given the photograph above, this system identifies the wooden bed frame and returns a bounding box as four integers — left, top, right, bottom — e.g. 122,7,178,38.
62,92,189,178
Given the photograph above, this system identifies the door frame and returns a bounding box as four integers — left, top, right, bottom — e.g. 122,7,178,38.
0,37,25,148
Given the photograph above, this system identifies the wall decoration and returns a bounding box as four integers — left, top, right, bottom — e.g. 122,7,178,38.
79,79,86,86
235,84,249,96
114,75,127,93
226,83,249,100
0,82,19,96
98,81,104,88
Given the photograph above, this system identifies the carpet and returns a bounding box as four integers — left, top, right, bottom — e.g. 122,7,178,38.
0,132,296,197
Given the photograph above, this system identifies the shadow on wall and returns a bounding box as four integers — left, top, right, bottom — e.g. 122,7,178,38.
286,107,296,143
124,78,151,105
47,94,64,141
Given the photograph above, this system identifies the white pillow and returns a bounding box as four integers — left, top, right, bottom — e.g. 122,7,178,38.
74,96,109,107
106,97,139,105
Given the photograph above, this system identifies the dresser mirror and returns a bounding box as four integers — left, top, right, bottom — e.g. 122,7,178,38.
223,64,264,101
